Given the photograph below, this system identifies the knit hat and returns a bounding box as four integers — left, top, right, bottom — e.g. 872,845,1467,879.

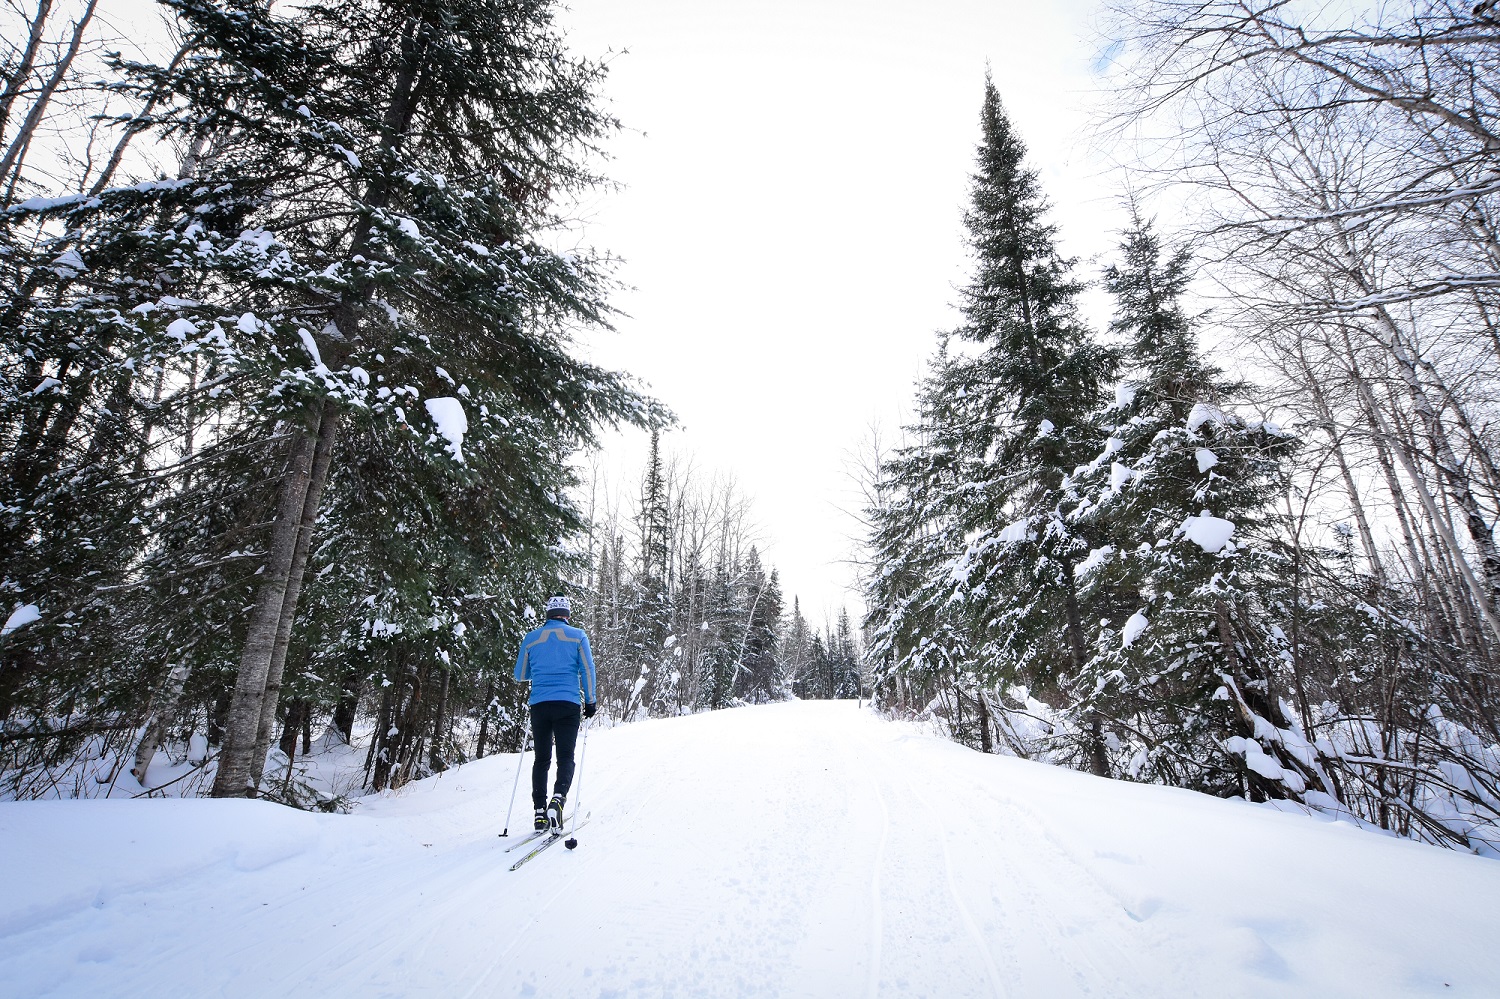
545,593,571,618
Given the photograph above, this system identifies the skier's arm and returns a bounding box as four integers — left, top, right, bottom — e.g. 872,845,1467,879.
514,640,530,682
579,633,597,704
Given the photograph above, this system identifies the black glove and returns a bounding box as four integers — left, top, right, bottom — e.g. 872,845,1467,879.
583,702,597,719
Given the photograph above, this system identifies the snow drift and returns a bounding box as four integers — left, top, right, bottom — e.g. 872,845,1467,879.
2,701,1497,998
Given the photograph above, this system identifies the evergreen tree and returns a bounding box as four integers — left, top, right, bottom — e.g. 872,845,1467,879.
783,596,815,698
636,429,675,715
0,0,658,797
807,633,831,701
696,555,741,711
736,553,784,703
1069,215,1326,799
829,608,862,699
867,76,1115,765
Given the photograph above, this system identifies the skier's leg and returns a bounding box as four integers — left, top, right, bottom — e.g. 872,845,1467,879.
530,706,554,810
551,703,582,798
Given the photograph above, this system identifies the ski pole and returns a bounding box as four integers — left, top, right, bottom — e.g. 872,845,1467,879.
499,723,531,837
564,718,590,850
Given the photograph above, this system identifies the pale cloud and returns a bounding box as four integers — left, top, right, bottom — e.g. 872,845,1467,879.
561,0,1129,624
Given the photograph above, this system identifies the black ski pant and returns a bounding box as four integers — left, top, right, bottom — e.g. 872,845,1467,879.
530,700,581,810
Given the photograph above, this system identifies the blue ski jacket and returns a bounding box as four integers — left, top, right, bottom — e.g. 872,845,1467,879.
514,619,597,706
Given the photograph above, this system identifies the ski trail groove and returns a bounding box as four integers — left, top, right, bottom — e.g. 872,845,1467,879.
931,787,1008,998
459,779,664,999
864,766,890,999
879,742,1009,999
935,807,1008,997
973,779,1163,987
12,703,1500,998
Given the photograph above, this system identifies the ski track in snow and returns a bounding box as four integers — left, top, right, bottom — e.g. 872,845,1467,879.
4,700,1500,998
860,762,887,999
882,759,1006,999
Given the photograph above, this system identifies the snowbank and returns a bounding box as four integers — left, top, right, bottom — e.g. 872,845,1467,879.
2,702,1497,997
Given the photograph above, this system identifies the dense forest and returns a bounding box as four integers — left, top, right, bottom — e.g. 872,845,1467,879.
0,0,866,805
864,2,1500,854
3,0,1498,858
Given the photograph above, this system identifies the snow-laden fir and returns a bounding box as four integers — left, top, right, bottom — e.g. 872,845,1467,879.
3,701,1496,998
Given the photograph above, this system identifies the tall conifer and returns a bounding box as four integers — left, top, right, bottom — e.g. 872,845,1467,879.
868,76,1115,766
1070,215,1326,798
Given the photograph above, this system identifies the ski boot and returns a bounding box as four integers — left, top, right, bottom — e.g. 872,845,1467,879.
547,793,567,833
533,808,548,832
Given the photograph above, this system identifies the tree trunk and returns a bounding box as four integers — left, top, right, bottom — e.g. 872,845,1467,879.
278,700,305,757
1062,564,1108,777
980,688,1033,759
207,691,230,748
1342,343,1500,647
210,412,324,797
331,668,361,744
475,679,494,759
248,401,340,789
1334,246,1500,619
365,679,397,788
0,0,55,144
430,665,450,772
1300,346,1385,587
129,662,190,786
0,0,98,194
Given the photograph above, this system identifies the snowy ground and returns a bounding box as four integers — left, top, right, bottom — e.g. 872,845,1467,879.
4,700,1499,998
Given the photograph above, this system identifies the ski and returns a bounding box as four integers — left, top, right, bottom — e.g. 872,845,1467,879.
508,817,591,872
501,828,549,852
500,809,581,850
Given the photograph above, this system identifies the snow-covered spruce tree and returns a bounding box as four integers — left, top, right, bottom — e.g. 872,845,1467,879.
828,608,862,699
863,356,971,712
0,3,352,792
782,596,815,697
588,531,625,712
197,0,661,797
634,429,676,716
695,555,742,711
734,551,784,703
3,0,656,799
867,77,1115,765
805,631,831,700
1067,214,1332,801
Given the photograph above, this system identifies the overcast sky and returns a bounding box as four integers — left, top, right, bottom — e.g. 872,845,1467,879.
556,0,1131,627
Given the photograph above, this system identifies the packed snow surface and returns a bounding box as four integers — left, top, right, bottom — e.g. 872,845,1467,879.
4,701,1499,998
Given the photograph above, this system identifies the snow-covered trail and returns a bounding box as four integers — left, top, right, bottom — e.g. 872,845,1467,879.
4,701,1499,998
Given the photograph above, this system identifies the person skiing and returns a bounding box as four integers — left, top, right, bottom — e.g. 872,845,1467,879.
514,592,597,833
